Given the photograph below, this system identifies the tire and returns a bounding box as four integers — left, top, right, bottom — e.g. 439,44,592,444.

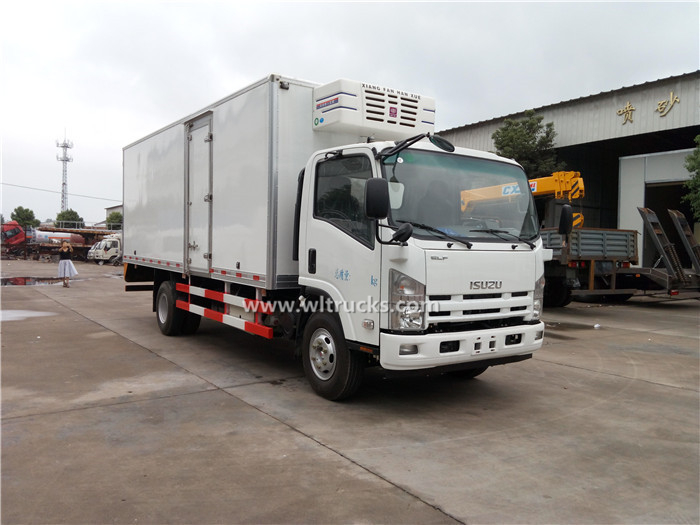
156,281,187,336
449,366,489,379
181,312,201,335
544,278,572,307
302,312,364,401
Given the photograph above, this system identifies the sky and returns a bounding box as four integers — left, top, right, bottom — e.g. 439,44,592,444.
1,1,698,225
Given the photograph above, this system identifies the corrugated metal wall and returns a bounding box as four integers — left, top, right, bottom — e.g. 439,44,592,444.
440,71,699,151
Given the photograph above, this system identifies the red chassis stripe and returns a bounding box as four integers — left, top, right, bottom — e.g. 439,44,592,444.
204,289,225,302
203,308,224,323
245,321,273,339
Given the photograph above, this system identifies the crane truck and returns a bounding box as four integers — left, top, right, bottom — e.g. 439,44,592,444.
461,171,700,306
123,74,565,400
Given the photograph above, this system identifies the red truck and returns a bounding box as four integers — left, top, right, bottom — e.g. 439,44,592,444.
1,221,27,254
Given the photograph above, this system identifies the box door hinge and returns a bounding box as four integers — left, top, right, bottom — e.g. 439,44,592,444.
204,132,213,142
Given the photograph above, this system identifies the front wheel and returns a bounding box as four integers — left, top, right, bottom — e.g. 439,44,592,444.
302,312,364,401
544,277,572,307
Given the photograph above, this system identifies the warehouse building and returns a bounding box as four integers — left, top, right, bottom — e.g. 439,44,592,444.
440,70,700,267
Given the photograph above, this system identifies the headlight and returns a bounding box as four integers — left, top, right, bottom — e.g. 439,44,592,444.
390,270,425,331
533,274,546,320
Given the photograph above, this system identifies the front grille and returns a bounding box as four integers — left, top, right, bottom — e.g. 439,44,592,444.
426,290,532,325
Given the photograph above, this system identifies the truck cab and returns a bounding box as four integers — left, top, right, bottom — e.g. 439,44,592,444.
1,221,26,252
296,135,548,399
93,234,122,265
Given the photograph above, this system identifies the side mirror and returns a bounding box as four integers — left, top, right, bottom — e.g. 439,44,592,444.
365,178,390,220
390,222,413,244
558,204,574,235
429,134,455,152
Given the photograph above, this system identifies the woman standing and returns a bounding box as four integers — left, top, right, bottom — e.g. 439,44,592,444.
58,241,78,287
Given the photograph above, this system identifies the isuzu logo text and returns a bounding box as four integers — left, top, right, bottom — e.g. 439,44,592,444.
469,280,503,290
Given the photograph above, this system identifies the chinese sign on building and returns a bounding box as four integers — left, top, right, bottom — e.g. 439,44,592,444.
616,91,681,125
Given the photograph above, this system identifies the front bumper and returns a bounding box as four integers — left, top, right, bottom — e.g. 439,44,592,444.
379,321,544,370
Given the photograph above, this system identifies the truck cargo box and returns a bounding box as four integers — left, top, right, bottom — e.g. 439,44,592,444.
124,76,347,288
124,74,436,289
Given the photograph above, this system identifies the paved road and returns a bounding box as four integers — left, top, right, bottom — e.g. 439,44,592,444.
2,259,699,524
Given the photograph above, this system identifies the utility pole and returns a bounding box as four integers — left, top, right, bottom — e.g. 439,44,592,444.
56,135,73,212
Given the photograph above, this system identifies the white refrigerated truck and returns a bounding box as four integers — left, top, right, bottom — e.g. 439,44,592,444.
124,74,560,400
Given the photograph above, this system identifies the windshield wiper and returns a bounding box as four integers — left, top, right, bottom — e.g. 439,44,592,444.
399,221,472,249
469,228,535,250
376,132,455,160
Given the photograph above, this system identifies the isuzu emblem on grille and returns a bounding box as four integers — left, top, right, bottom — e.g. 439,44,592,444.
469,280,503,290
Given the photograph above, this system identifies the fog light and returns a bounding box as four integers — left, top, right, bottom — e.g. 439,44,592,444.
535,330,544,340
399,344,418,356
505,334,522,346
439,340,460,353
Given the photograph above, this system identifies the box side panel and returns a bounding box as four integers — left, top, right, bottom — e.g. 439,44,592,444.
123,125,185,266
210,81,272,282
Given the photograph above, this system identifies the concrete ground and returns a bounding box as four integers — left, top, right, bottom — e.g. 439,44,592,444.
2,258,698,524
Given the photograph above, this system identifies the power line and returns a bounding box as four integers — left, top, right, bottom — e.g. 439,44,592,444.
1,182,121,202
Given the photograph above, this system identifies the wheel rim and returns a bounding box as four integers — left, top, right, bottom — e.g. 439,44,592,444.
157,292,169,325
309,328,336,381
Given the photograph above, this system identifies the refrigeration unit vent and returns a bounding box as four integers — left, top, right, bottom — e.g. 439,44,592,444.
312,79,435,140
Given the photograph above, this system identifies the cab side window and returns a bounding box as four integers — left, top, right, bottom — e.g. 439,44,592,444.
314,155,374,247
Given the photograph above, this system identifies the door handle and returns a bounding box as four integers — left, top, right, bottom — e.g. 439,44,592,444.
308,248,316,274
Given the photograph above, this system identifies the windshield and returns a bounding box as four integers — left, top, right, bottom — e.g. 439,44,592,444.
381,149,539,242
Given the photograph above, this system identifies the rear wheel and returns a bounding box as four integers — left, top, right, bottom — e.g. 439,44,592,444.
156,281,187,336
302,312,364,401
182,312,201,335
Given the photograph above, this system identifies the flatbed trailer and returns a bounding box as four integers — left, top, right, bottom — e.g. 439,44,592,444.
542,208,700,306
5,227,114,261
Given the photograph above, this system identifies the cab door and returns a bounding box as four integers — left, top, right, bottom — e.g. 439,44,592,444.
299,148,382,345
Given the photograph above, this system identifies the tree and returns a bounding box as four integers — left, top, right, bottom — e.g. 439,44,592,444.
682,134,700,221
491,109,565,178
106,211,123,230
55,209,84,228
11,206,40,228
